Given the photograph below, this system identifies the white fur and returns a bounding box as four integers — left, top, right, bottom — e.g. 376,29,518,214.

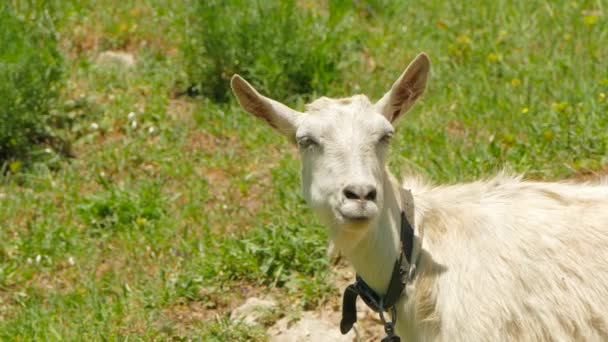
231,53,608,341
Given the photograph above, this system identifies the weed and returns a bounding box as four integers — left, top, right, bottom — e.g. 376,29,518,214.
0,4,64,165
76,178,166,232
183,0,359,102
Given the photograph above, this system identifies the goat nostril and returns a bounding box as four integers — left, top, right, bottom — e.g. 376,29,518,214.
365,189,377,201
343,185,377,201
343,188,359,200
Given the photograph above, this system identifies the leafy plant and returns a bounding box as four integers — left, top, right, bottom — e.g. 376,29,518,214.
76,178,166,232
183,0,359,102
0,4,64,164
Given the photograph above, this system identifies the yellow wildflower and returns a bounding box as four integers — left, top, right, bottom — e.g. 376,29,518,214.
551,102,568,113
456,35,471,45
583,15,598,26
135,217,148,227
487,52,501,62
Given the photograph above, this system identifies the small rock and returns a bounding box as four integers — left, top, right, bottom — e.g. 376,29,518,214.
96,51,136,68
269,312,355,342
230,297,277,326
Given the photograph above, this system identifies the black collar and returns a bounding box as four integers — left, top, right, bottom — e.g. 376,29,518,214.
340,210,416,339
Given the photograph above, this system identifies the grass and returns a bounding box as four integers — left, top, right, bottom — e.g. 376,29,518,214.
0,0,607,340
183,0,355,102
0,4,64,164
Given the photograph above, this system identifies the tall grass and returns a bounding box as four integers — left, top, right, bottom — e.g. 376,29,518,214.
183,0,361,102
0,4,64,165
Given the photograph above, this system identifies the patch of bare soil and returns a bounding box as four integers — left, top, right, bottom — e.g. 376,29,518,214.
165,300,214,331
167,99,197,124
63,5,176,58
260,260,385,341
64,24,103,57
183,129,283,233
199,165,271,233
158,254,385,341
162,281,267,336
2,206,35,233
27,262,79,296
226,260,384,341
445,119,468,139
0,287,16,321
183,130,227,154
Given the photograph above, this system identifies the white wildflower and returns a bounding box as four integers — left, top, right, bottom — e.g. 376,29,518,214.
90,122,99,130
127,111,136,120
131,120,137,129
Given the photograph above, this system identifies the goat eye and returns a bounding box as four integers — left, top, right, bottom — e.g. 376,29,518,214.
379,132,393,144
297,136,318,149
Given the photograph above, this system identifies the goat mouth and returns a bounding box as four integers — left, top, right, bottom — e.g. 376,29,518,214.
337,209,373,223
336,201,378,224
341,214,371,222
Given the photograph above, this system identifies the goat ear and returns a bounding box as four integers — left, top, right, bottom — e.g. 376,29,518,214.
375,53,430,123
231,75,301,141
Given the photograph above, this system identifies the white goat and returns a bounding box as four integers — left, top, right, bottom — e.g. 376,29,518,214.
231,53,608,341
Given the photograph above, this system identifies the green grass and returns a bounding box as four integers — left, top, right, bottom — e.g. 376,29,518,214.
183,0,357,102
0,3,64,164
0,0,607,340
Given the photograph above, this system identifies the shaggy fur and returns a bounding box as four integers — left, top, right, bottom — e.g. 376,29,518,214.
399,174,608,341
231,53,608,341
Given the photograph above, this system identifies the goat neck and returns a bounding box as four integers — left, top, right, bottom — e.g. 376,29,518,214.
339,169,403,294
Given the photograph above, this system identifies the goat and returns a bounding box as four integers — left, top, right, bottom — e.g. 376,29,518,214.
231,53,608,341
